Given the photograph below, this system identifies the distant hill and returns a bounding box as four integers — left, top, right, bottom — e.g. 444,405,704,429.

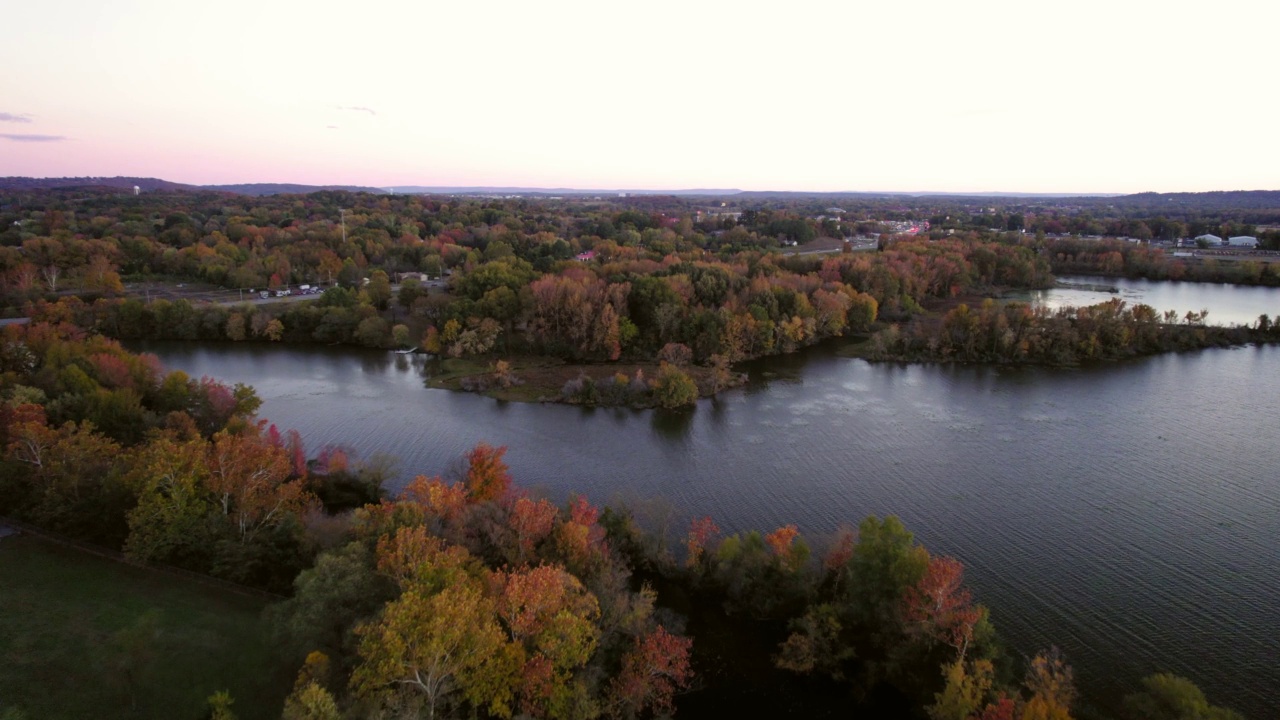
385,186,741,196
732,190,1123,200
203,183,387,196
2,178,1276,208
0,177,386,196
0,176,197,192
1077,190,1280,210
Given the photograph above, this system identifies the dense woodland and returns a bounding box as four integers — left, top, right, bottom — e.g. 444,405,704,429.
0,320,1251,719
2,189,1276,364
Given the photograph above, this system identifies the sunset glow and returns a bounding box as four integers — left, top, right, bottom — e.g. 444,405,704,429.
4,0,1277,193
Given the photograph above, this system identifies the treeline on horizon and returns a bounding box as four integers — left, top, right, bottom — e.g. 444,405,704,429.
0,322,1247,720
2,186,1278,303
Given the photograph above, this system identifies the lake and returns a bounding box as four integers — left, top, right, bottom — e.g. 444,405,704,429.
137,281,1280,718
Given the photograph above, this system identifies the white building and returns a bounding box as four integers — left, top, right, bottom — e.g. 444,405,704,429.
1194,234,1223,245
1228,236,1258,248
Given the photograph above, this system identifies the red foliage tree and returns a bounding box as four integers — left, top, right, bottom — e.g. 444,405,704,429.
684,516,720,568
509,497,557,562
765,524,799,558
464,442,512,503
401,475,468,524
976,693,1017,720
610,626,693,717
557,496,608,571
902,555,982,657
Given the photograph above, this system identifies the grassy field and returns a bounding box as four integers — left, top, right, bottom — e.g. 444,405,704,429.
0,534,294,720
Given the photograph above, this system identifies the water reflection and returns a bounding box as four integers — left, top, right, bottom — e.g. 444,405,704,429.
650,406,695,441
360,353,392,374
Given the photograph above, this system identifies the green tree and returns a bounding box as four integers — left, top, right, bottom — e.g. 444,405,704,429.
392,324,411,348
355,317,389,347
336,258,362,288
206,690,237,720
651,362,697,409
282,683,341,720
366,269,392,310
124,436,215,569
397,278,424,308
271,542,391,657
1123,674,1243,720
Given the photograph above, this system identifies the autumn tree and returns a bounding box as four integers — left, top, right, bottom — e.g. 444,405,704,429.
765,524,809,573
608,626,693,719
206,427,312,544
492,564,602,716
651,362,697,409
928,658,996,720
902,555,983,659
556,495,609,573
4,411,123,537
464,442,512,503
282,652,341,720
683,515,719,568
509,496,558,563
1021,648,1076,720
353,528,519,720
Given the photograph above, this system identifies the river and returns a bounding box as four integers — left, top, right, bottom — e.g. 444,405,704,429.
136,280,1280,718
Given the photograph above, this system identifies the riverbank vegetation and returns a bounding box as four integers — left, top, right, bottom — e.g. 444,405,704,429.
0,321,1249,719
16,226,1056,404
862,298,1280,366
1045,238,1280,287
9,186,1280,402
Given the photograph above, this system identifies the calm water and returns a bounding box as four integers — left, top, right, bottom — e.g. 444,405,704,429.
1028,274,1280,327
137,307,1280,718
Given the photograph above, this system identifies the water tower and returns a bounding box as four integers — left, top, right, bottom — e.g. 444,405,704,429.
133,185,140,196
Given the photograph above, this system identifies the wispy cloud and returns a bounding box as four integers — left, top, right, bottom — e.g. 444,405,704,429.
337,106,377,116
0,112,34,123
326,124,340,129
1,133,68,142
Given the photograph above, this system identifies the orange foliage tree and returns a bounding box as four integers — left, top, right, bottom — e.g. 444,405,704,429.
464,442,512,503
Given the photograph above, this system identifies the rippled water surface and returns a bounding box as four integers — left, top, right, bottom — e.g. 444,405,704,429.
139,337,1280,718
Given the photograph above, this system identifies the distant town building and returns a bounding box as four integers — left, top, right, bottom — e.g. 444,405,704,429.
1228,235,1258,248
1194,234,1223,245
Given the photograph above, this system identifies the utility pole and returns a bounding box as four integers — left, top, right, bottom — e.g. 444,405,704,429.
340,208,347,244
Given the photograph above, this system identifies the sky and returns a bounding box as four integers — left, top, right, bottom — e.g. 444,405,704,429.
2,0,1277,194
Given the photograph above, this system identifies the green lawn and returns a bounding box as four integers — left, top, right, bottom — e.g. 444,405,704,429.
0,534,294,720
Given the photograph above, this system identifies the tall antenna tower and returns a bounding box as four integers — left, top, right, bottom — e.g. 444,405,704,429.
340,208,346,243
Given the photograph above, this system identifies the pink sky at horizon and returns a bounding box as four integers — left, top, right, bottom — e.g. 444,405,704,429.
4,0,1277,194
